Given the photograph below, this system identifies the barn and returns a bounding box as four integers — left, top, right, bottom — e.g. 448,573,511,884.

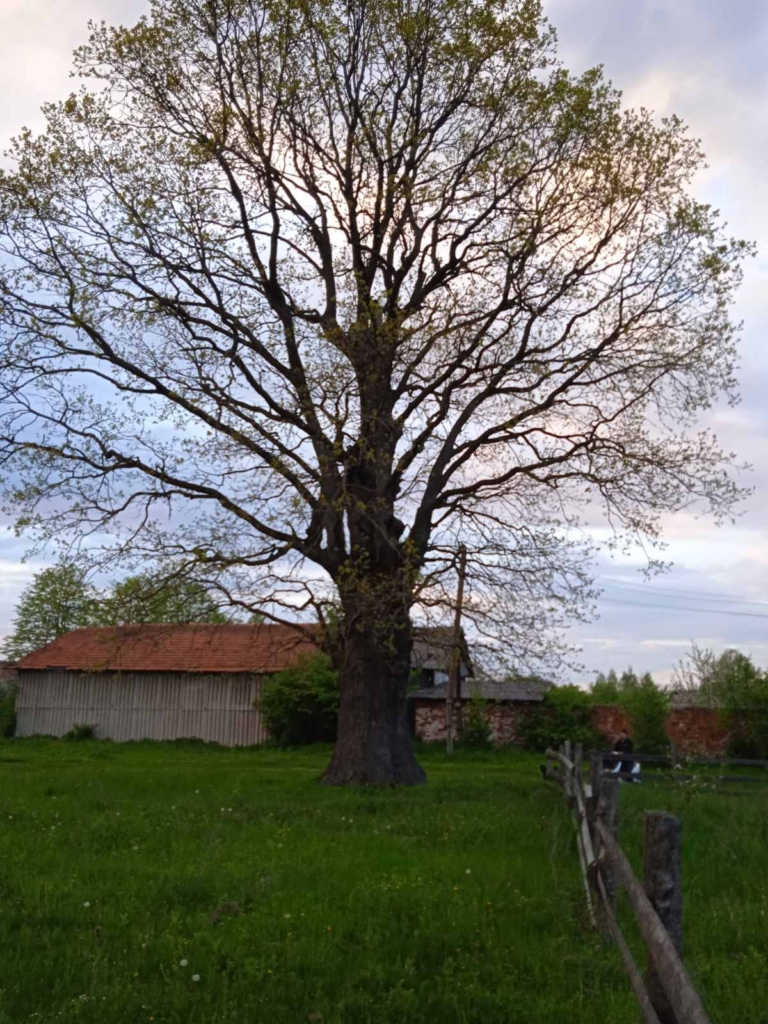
11,622,470,745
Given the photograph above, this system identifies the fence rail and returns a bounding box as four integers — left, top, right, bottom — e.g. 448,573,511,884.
595,750,768,768
544,744,712,1024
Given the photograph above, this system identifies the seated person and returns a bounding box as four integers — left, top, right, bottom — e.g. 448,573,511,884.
611,729,640,782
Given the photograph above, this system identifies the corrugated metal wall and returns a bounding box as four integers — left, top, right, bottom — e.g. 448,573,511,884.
15,671,269,746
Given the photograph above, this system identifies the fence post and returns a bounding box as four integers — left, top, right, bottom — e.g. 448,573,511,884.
564,740,573,802
590,750,602,797
644,811,683,1024
574,742,583,790
598,777,620,904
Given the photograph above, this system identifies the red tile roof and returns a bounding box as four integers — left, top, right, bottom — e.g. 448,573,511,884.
17,623,320,674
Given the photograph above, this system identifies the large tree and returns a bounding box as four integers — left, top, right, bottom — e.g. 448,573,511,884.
0,0,748,784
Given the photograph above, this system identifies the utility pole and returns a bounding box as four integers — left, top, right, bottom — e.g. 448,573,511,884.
446,543,467,755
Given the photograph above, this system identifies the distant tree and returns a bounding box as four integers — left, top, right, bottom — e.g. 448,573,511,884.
0,0,749,784
102,573,227,625
590,671,620,705
619,668,640,691
1,562,100,660
673,644,768,756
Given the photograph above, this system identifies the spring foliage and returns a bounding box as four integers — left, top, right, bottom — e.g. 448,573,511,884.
2,562,228,661
259,653,341,746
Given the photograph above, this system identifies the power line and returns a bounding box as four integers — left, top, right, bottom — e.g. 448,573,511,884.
601,580,768,609
597,595,768,621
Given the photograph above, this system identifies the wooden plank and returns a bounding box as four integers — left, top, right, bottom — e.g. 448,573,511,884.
595,872,662,1024
575,828,597,929
546,747,575,772
644,812,683,1024
595,820,711,1024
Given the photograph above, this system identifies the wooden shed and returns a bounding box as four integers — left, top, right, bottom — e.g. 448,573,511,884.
12,622,469,745
13,623,316,745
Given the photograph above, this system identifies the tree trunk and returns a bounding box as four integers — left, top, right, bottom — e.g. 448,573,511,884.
323,618,426,787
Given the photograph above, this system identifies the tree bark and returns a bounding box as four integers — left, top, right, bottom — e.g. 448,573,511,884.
323,616,426,787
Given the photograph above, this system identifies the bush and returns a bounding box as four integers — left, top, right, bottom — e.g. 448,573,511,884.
519,686,604,752
259,652,340,745
0,685,17,738
63,723,96,741
620,674,671,753
461,689,492,750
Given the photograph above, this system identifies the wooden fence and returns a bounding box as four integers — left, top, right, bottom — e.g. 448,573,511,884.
592,749,768,786
544,742,712,1024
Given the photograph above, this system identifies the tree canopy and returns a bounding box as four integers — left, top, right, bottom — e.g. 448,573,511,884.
0,0,750,783
2,562,227,660
1,563,100,662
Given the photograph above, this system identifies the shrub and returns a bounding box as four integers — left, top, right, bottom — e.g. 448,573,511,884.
259,652,340,745
461,689,493,750
519,685,604,752
63,723,96,741
0,685,17,737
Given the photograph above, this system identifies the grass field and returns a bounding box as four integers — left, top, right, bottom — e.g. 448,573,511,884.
0,741,766,1024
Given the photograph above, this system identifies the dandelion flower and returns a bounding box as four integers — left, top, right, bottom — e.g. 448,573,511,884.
180,959,188,967
192,974,200,982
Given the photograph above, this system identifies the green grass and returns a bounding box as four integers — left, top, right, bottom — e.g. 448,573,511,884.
0,742,765,1024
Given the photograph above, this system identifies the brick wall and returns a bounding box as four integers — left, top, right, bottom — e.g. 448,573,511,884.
591,705,630,745
0,662,18,685
414,700,531,745
415,698,736,756
665,708,732,756
590,703,732,756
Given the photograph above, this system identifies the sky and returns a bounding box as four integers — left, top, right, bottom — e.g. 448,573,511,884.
0,0,767,684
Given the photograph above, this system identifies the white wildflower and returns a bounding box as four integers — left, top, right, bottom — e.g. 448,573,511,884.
180,959,188,967
192,974,200,982
83,902,91,908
